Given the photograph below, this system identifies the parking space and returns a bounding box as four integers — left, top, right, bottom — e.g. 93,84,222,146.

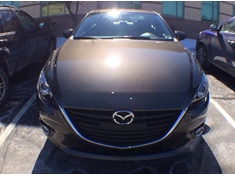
0,96,234,174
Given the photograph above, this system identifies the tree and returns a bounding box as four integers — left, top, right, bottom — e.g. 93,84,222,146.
64,1,80,28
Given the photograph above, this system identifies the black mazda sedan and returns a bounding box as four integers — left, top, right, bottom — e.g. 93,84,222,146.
37,9,209,160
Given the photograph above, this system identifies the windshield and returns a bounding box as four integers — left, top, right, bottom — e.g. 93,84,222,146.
73,11,174,41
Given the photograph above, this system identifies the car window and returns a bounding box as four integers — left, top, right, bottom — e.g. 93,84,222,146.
74,11,174,41
15,10,37,32
0,10,17,32
221,19,235,33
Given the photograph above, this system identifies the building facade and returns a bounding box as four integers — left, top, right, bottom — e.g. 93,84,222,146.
1,1,235,38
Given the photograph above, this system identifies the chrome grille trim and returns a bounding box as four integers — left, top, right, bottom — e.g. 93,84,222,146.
59,105,188,149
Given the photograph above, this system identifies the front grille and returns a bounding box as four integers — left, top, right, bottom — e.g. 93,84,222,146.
64,108,182,147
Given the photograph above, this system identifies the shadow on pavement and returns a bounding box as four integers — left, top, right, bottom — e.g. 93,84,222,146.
205,65,235,92
0,58,47,133
32,136,222,174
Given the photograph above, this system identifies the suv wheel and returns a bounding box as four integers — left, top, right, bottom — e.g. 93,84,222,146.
0,66,9,106
196,44,210,69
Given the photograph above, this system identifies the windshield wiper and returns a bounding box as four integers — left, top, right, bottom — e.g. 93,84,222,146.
128,36,151,40
73,36,97,39
100,36,151,40
74,36,152,40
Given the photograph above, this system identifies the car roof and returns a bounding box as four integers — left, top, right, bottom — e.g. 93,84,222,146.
220,16,235,25
227,16,235,22
88,9,159,15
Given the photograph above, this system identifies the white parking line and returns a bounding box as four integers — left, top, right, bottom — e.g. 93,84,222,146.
210,98,235,129
0,93,36,147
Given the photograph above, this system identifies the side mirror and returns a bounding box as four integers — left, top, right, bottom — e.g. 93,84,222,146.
175,31,185,41
63,29,73,39
39,22,45,29
210,24,219,31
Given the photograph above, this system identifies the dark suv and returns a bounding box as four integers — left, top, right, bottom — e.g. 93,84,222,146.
0,5,56,106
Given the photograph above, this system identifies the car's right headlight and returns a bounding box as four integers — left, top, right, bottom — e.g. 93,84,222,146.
191,73,209,103
37,69,58,108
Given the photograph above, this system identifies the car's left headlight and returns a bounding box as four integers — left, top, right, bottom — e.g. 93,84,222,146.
192,73,209,103
37,69,58,108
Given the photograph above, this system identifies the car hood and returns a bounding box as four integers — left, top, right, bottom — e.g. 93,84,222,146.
45,39,202,109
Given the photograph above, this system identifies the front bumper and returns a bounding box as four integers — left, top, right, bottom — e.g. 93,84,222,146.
37,94,209,160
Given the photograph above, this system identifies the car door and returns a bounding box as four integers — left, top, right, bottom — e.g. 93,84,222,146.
14,10,48,64
210,19,235,73
220,20,235,72
0,9,27,76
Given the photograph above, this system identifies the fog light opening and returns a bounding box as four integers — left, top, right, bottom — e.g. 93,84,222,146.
195,127,204,137
41,125,50,136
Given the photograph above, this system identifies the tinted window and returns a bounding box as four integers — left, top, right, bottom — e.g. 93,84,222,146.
41,1,69,16
15,11,37,32
74,11,173,41
117,2,141,9
0,1,19,7
233,5,235,16
1,10,17,32
221,19,235,33
162,1,184,18
201,1,219,23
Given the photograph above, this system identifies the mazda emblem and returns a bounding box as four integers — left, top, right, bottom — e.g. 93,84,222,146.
112,110,134,125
